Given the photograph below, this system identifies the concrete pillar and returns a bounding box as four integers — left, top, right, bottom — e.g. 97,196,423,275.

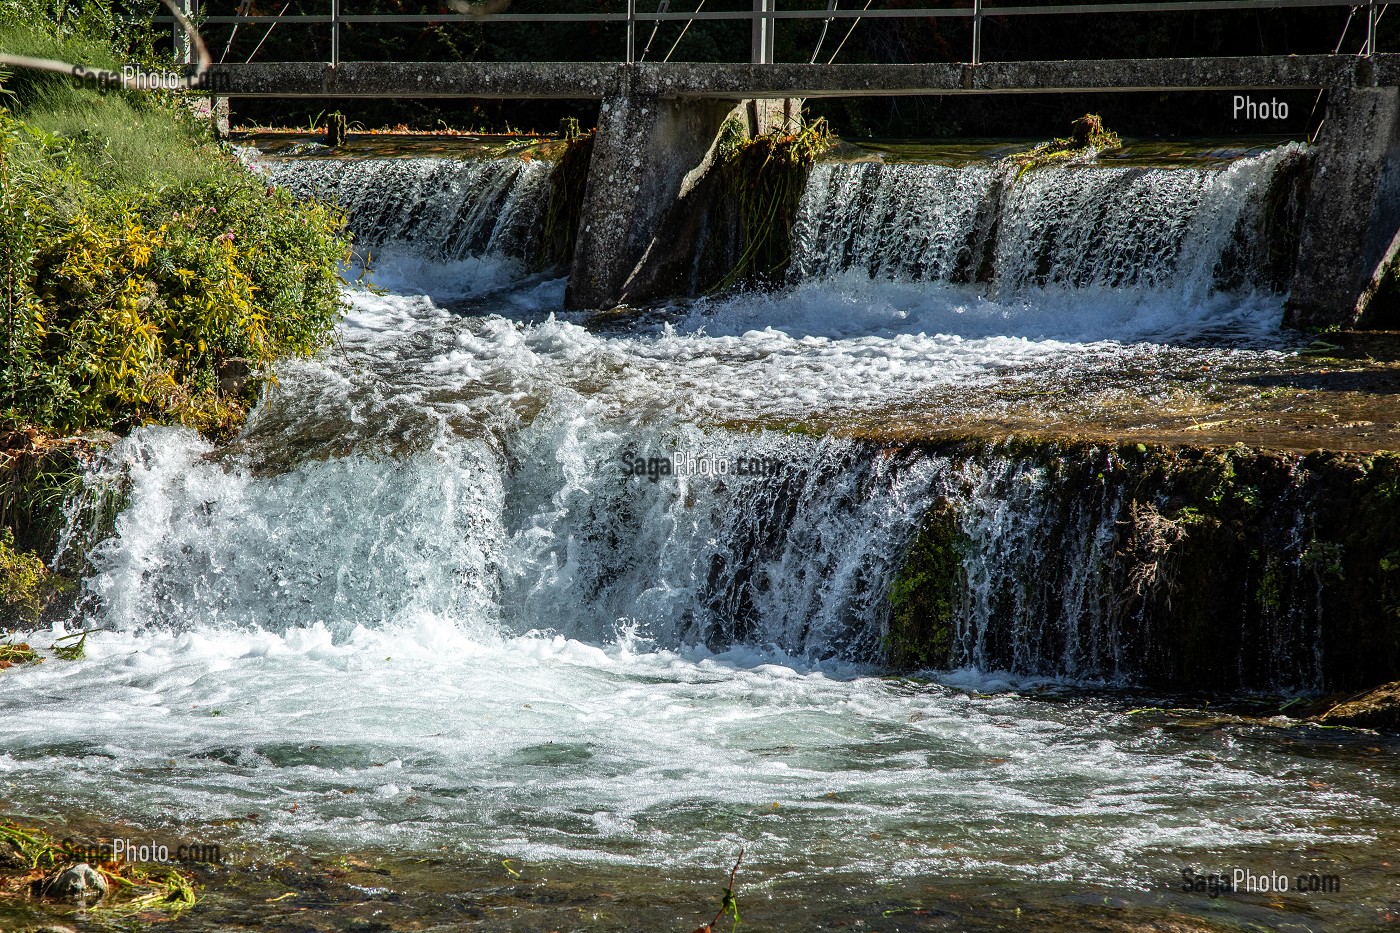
565,71,740,310
1286,87,1400,328
748,97,804,135
212,97,230,139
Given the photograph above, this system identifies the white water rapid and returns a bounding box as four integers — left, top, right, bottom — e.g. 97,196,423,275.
1,142,1393,932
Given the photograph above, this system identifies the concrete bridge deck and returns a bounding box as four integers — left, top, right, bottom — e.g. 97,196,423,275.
208,54,1400,99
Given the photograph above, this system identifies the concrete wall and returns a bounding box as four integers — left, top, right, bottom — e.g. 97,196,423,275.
566,72,741,310
208,55,1400,99
1287,87,1400,328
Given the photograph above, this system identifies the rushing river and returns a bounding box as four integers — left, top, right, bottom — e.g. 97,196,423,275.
0,141,1396,931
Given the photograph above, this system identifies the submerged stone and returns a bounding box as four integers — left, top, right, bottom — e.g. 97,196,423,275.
1313,681,1400,731
45,863,107,900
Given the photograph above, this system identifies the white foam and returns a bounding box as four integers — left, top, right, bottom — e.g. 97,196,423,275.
0,623,1382,883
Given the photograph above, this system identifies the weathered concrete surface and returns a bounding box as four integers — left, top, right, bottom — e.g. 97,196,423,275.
207,54,1400,99
1286,87,1400,328
565,73,740,310
748,97,804,134
208,61,619,99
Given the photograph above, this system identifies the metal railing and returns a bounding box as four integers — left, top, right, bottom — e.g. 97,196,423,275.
167,0,1385,69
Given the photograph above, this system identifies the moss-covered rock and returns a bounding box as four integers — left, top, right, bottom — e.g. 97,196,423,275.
885,503,961,670
884,437,1400,692
1312,681,1400,730
0,431,123,631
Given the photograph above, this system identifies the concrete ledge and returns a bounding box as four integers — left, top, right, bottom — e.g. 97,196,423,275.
209,54,1400,99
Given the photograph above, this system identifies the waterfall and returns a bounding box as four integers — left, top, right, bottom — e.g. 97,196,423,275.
789,162,1001,284
77,424,936,662
791,146,1305,296
62,141,1336,692
73,417,1351,692
915,447,1343,693
263,156,552,263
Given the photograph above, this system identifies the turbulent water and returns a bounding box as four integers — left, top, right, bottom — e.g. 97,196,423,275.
2,144,1396,930
265,155,553,263
790,146,1299,294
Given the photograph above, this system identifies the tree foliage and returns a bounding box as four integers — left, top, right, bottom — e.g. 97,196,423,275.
0,6,350,438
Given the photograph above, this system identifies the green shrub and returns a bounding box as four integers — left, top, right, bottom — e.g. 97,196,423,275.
0,11,351,438
0,3,351,438
0,527,63,624
1,108,350,436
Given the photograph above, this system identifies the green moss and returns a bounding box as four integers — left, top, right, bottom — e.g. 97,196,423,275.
1169,505,1211,527
1260,554,1282,613
1380,550,1400,619
1006,114,1122,180
1301,540,1345,580
539,130,593,271
709,117,834,293
885,503,962,670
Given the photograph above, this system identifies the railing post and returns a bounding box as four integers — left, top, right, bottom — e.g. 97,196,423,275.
174,0,193,65
752,0,774,64
1367,0,1378,55
627,0,637,63
972,0,982,65
330,0,340,66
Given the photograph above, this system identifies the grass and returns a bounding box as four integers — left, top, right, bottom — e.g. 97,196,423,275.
1006,113,1122,179
0,16,231,196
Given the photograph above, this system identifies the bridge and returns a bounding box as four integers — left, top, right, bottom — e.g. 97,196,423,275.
178,1,1400,323
207,54,1400,98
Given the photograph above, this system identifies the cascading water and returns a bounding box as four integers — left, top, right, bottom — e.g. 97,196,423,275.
791,145,1303,296
263,156,552,263
2,141,1393,932
44,141,1333,674
789,162,1001,284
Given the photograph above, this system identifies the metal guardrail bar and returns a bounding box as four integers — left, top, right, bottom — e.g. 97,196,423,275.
165,0,1383,67
175,0,1368,24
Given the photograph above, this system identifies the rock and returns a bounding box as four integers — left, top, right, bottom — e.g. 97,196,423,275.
1313,681,1400,731
325,111,348,148
218,357,253,397
45,863,108,900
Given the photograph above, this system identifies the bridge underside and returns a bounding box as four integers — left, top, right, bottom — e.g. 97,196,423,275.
209,54,1400,99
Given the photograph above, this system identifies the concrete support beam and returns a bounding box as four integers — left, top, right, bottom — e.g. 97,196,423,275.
205,54,1400,100
566,73,740,310
1286,87,1400,328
